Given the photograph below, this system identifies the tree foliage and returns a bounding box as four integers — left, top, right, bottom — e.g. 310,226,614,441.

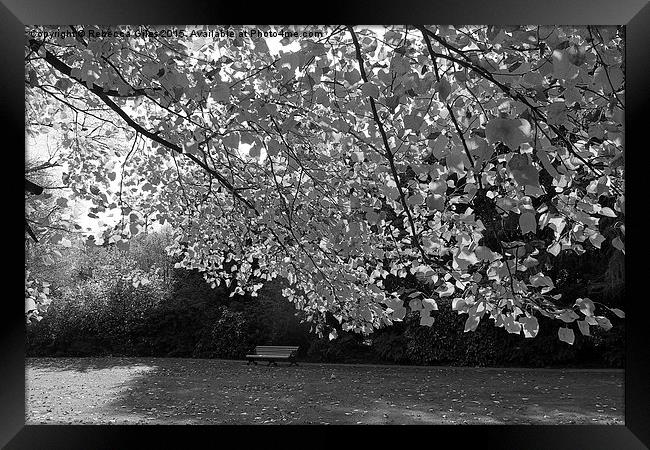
25,25,625,342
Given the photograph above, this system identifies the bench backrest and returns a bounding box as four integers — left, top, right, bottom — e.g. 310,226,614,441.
254,346,299,356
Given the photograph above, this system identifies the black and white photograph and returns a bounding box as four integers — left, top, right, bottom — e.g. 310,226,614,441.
13,19,640,443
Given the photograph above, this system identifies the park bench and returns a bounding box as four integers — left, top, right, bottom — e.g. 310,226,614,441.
246,346,299,366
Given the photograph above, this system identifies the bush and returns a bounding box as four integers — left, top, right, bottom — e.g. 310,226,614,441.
26,269,316,360
370,328,409,363
399,299,623,368
26,271,169,356
305,333,375,363
27,265,624,368
191,306,260,359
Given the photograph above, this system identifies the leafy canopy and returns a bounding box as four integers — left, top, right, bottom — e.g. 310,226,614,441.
25,25,625,341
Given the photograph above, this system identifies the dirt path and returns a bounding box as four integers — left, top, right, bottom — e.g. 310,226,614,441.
26,357,624,425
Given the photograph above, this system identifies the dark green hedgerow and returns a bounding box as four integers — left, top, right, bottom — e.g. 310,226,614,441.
26,268,623,367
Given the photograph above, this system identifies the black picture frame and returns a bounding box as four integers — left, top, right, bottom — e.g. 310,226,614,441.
4,1,648,448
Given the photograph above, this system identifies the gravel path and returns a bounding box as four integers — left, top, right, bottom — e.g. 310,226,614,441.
26,357,624,425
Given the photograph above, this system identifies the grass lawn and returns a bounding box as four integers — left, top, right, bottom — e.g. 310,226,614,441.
26,357,623,425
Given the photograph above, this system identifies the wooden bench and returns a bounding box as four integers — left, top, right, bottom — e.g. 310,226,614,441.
246,346,299,366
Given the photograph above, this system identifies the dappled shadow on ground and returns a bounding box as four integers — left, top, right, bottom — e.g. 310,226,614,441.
26,358,624,425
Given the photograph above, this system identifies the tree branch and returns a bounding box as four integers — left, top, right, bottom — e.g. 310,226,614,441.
347,27,437,267
30,38,257,212
417,27,614,190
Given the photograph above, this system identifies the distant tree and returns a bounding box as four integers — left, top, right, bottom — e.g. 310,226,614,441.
129,226,176,289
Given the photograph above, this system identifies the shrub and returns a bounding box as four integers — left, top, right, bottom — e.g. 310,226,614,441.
399,299,622,368
26,271,169,356
192,306,260,359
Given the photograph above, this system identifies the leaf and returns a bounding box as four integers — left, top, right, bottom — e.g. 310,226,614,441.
389,55,410,75
421,298,438,311
332,119,349,132
115,239,130,252
546,102,568,126
610,308,625,319
409,299,423,311
404,114,424,132
612,237,625,254
360,82,380,99
29,69,38,87
588,231,605,249
385,298,407,321
455,249,479,266
446,151,465,176
558,309,579,323
430,136,448,159
552,50,579,80
249,145,261,159
507,154,540,188
519,211,537,234
595,316,613,331
436,281,455,298
575,298,595,317
577,320,591,336
453,70,468,82
129,223,140,236
420,313,434,327
599,207,617,217
475,246,497,262
521,255,539,270
54,78,72,91
184,142,199,155
466,137,492,164
391,306,407,321
267,139,282,157
485,118,532,150
435,78,451,101
530,273,554,289
519,316,539,338
558,327,575,345
536,147,562,180
504,315,522,334
407,193,424,206
547,217,567,238
426,194,445,211
385,95,400,112
547,242,561,256
452,298,466,312
464,315,481,332
212,83,230,103
25,298,37,313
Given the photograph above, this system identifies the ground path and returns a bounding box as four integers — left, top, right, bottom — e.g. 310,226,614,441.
26,357,624,425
